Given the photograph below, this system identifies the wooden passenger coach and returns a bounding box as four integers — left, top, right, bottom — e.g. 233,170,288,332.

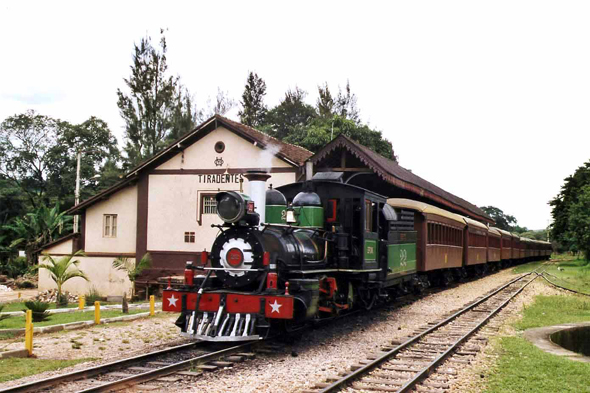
463,217,488,266
496,228,512,261
387,199,464,272
487,227,501,263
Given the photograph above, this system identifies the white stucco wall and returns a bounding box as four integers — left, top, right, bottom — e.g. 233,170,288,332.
156,126,292,170
42,238,74,255
85,184,138,254
38,256,133,296
147,171,296,252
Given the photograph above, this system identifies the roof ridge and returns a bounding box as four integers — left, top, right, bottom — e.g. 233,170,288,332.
216,115,314,155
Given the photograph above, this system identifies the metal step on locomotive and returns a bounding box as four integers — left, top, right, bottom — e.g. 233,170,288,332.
162,171,551,341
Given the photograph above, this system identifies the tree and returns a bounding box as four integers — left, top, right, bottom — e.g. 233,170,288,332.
4,203,72,265
262,87,317,140
117,30,193,168
205,88,236,118
39,250,88,305
49,117,121,205
335,81,360,123
317,83,335,118
550,161,590,250
0,110,65,207
567,185,590,258
282,115,395,160
167,85,201,142
112,253,152,299
480,206,518,231
239,72,268,127
0,111,120,208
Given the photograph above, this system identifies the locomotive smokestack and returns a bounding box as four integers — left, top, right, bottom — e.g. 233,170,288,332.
244,171,271,225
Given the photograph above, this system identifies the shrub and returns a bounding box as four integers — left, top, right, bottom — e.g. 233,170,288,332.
0,257,29,279
16,279,35,289
24,300,51,322
0,303,9,322
85,287,103,304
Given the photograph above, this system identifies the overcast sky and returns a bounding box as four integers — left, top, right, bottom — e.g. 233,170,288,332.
1,1,589,230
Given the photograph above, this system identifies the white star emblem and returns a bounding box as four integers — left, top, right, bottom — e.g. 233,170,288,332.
167,294,178,307
269,300,282,314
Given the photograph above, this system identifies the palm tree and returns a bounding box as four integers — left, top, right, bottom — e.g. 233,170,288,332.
39,250,88,305
112,253,152,299
4,203,72,265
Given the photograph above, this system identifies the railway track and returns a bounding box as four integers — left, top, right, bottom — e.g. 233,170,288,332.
304,272,538,393
0,339,263,393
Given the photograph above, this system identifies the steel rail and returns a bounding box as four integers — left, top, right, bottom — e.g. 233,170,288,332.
76,341,254,392
318,273,535,393
396,272,537,392
0,341,205,393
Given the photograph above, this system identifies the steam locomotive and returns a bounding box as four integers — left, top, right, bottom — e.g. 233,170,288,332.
162,172,551,341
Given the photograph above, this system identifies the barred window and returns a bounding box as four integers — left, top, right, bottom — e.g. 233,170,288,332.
184,232,195,243
203,195,217,214
103,214,117,238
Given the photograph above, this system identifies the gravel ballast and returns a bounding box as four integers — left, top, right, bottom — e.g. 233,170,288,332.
0,268,550,392
167,269,544,393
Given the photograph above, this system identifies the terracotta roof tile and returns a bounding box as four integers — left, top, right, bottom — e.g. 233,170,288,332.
311,134,492,223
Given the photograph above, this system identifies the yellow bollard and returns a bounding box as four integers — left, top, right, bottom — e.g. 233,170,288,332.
94,301,100,325
149,295,155,316
25,310,33,356
78,295,85,310
18,292,21,299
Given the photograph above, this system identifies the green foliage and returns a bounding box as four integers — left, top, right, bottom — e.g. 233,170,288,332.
39,251,88,304
0,303,9,321
486,336,590,393
3,203,72,265
117,29,195,168
24,300,51,322
566,185,590,259
0,256,29,278
239,71,267,127
518,229,548,240
550,160,590,251
262,87,317,140
112,253,152,283
480,206,518,231
316,83,335,118
85,287,103,304
0,357,95,383
112,253,151,298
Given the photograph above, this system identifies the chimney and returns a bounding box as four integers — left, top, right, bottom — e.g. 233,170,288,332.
244,171,271,225
305,161,313,181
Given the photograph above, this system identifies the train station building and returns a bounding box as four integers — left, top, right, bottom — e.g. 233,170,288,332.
39,115,491,296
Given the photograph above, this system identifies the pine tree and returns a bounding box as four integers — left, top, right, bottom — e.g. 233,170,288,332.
317,83,335,118
238,72,267,127
335,80,360,123
117,30,192,168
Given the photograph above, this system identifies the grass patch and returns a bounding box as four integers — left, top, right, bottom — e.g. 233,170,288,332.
511,260,547,274
516,294,590,330
485,336,590,393
0,357,96,383
0,309,144,329
0,302,78,313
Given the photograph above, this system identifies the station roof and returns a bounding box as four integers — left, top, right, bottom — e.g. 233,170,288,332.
67,115,312,214
310,134,493,224
387,198,466,226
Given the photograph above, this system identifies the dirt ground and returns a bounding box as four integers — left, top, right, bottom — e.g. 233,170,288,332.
0,289,38,303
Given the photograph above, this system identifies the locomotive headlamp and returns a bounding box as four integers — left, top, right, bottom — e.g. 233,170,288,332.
216,191,246,223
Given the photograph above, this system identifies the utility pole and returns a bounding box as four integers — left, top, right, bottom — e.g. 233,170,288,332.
74,151,81,233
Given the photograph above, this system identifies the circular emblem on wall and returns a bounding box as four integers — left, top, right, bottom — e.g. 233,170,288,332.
215,141,225,153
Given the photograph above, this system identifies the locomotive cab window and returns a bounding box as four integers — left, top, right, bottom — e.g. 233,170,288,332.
365,199,372,232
